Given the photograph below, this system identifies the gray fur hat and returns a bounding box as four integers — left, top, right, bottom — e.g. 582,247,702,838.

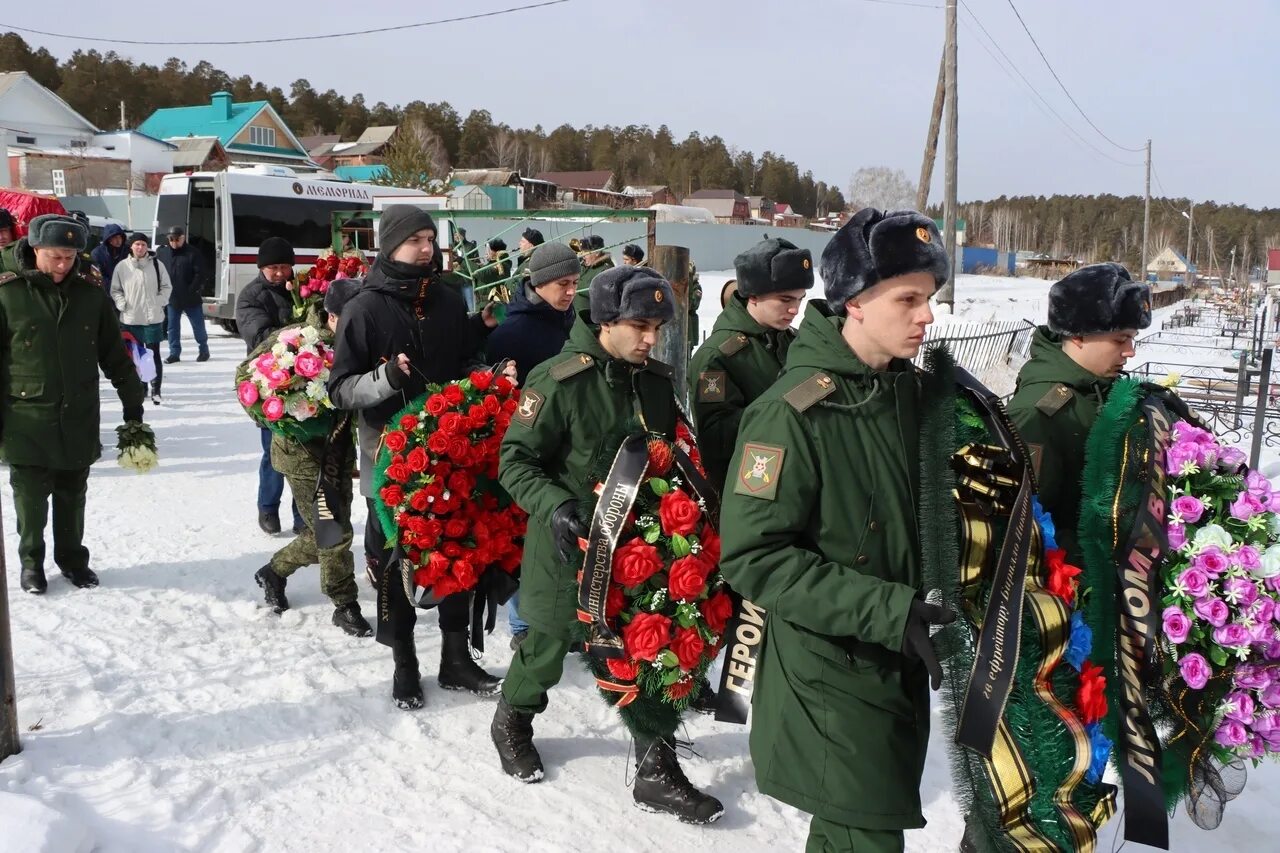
589,266,675,326
324,277,360,317
27,214,88,251
1048,263,1152,336
734,237,814,297
528,242,581,288
820,208,949,314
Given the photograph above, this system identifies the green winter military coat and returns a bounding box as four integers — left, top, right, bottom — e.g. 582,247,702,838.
718,301,930,832
688,295,794,490
572,255,615,316
1006,327,1114,565
499,315,678,639
0,240,146,470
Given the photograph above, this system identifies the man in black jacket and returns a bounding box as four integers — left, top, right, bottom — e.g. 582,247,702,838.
236,237,305,536
328,205,510,710
158,226,210,363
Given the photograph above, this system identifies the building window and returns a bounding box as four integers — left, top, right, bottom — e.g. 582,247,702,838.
249,126,276,148
15,135,35,144
69,139,88,148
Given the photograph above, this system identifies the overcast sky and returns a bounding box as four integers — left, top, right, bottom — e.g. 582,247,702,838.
5,0,1276,208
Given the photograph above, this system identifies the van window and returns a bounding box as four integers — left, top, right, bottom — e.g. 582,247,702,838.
230,194,372,251
155,194,187,237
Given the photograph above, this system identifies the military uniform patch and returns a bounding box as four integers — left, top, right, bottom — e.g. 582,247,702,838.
1035,384,1073,417
697,370,727,403
733,442,786,500
513,388,545,427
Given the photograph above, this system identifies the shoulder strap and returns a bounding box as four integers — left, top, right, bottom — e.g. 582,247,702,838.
549,353,594,382
782,372,836,412
719,332,749,357
1035,383,1074,417
0,271,18,286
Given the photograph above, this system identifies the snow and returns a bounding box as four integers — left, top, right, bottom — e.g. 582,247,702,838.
1,279,1277,852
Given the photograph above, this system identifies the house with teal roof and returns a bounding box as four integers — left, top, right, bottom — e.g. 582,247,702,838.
138,92,315,168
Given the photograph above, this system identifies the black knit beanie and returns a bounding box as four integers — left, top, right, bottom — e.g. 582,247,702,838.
257,237,295,268
378,205,437,261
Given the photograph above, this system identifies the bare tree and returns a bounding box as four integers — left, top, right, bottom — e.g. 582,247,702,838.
846,166,918,213
488,129,521,169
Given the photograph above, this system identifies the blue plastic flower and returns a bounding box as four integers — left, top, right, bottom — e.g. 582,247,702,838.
1032,496,1058,551
1085,723,1113,784
1064,611,1092,672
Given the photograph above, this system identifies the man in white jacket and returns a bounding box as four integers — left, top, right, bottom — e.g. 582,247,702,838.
111,234,172,404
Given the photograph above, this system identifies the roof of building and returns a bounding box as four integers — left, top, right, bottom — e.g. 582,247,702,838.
332,127,398,158
333,164,388,182
693,198,742,218
534,170,615,190
447,168,522,187
167,136,226,169
138,93,306,157
774,202,793,215
0,71,100,133
299,134,340,151
687,188,745,201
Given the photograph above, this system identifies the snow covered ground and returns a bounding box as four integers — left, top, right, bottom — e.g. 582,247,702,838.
2,276,1278,852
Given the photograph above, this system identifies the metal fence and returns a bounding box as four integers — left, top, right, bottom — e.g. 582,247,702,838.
918,320,1035,375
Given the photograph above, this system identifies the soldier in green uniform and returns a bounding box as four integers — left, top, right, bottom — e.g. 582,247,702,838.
718,209,957,853
1006,263,1151,564
491,265,724,824
252,279,372,638
686,262,703,357
689,237,813,489
572,234,615,315
0,214,147,594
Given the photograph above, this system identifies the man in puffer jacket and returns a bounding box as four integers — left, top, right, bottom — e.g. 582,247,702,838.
111,233,172,404
91,223,129,293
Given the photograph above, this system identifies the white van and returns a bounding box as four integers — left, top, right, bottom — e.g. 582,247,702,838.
154,166,435,332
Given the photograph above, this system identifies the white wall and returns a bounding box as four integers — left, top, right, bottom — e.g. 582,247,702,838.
0,79,95,150
93,132,175,175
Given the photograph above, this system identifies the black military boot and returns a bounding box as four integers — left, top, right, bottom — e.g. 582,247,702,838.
491,695,544,782
689,676,718,715
254,565,289,613
258,510,281,535
332,602,373,637
438,631,502,695
60,566,99,589
20,566,47,595
392,638,424,711
632,736,724,824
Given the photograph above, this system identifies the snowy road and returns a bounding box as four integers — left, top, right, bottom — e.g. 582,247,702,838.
2,283,1278,852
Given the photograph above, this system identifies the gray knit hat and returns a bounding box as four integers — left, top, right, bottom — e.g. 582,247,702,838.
528,242,581,288
27,214,87,251
590,266,675,326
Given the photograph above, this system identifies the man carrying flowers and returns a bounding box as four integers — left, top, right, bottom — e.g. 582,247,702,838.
0,214,147,593
252,279,371,637
718,210,957,853
492,264,724,824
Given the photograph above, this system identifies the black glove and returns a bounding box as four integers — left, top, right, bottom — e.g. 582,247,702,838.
551,499,589,563
123,405,144,424
901,598,957,690
383,359,406,391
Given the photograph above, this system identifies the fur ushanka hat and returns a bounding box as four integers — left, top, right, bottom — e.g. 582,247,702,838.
820,208,949,314
1048,263,1152,336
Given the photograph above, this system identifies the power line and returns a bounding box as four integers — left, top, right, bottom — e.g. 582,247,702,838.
854,0,943,7
959,4,1141,167
1000,0,1145,153
0,1,570,46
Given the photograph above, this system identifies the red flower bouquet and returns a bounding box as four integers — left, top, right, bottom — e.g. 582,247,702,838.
290,254,367,319
372,370,526,599
578,427,726,711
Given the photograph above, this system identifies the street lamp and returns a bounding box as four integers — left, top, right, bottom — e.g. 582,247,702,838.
1180,203,1194,271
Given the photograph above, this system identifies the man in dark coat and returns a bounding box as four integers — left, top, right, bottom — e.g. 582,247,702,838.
484,241,579,648
1007,263,1151,565
236,237,305,536
157,226,210,363
90,223,129,293
718,209,957,852
327,204,507,710
0,208,15,246
0,214,146,594
491,265,724,824
689,237,812,489
572,235,614,316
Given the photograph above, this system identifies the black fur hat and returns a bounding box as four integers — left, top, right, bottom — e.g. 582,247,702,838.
27,214,87,251
734,237,813,297
820,208,949,315
590,266,675,326
1048,263,1152,336
522,227,544,246
623,243,644,263
488,237,506,252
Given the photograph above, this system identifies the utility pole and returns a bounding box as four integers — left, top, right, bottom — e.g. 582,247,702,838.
1,506,19,762
1185,201,1194,266
119,100,127,132
938,0,959,309
1140,139,1151,286
916,50,946,213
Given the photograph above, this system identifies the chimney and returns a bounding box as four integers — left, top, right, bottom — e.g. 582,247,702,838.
211,91,232,121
